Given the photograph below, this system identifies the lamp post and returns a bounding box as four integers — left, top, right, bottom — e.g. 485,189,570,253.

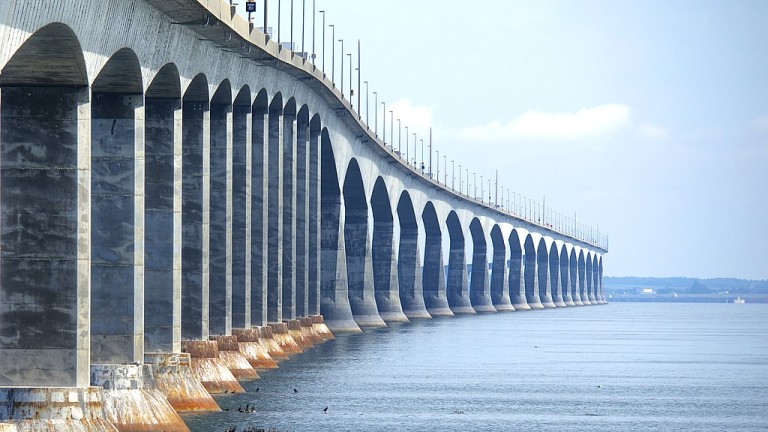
480,175,484,202
290,0,294,50
319,10,325,72
420,139,424,173
339,39,344,95
311,0,315,64
466,169,469,196
357,40,361,111
382,101,386,144
347,52,352,103
373,92,378,136
364,81,369,125
404,126,409,162
329,24,335,83
436,150,440,182
452,160,455,190
397,119,401,154
302,0,306,56
263,0,269,41
389,111,393,150
428,127,432,177
473,172,477,200
278,0,281,45
413,133,417,166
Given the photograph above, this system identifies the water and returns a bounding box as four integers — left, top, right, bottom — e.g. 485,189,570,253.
183,303,768,431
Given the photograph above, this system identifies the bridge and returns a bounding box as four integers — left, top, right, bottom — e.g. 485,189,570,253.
0,1,607,430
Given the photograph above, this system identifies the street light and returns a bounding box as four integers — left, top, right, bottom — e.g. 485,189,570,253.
404,126,409,161
389,111,393,150
436,150,440,182
397,119,401,154
347,53,352,103
311,0,315,64
373,92,378,136
277,0,282,45
339,39,344,95
480,175,483,202
451,160,455,190
364,81,369,125
473,172,477,200
329,24,335,83
443,155,447,184
319,10,325,73
382,101,386,144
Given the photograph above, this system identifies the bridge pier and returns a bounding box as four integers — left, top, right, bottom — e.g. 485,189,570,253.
181,340,243,394
232,328,279,370
423,215,454,317
509,231,531,310
446,213,475,314
0,387,117,431
143,353,219,412
578,252,591,305
398,227,432,319
251,99,269,325
560,247,576,306
470,219,497,313
490,227,515,311
524,236,545,309
536,240,557,308
282,101,297,322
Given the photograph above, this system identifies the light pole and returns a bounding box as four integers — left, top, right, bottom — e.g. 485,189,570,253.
428,128,432,177
480,175,483,202
451,160,455,190
436,150,440,182
404,126,409,162
290,0,294,50
339,39,344,95
458,164,462,193
473,172,477,200
397,119,401,154
373,92,378,136
389,111,393,150
488,179,491,203
443,155,447,184
319,10,325,73
263,0,269,41
329,23,335,83
357,40,361,111
311,0,315,64
278,0,281,45
347,52,352,103
302,0,306,56
382,101,386,144
413,133,417,166
364,81,369,125
466,169,469,196
420,139,424,173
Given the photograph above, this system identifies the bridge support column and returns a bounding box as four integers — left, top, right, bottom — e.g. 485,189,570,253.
296,115,310,318
446,229,475,314
256,326,289,362
372,221,409,322
266,99,284,323
251,104,268,325
578,253,591,305
209,335,259,380
560,251,575,306
143,353,219,412
232,101,251,329
269,322,303,355
399,229,432,319
537,246,556,309
509,234,530,310
588,255,598,304
490,243,514,311
345,199,387,327
181,341,243,394
307,123,322,316
423,229,453,317
282,109,297,321
571,252,584,306
470,222,496,313
231,328,278,370
524,238,544,309
0,387,117,431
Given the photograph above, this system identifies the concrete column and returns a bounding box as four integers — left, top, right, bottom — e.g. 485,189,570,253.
232,104,250,328
524,245,544,309
423,231,453,316
90,92,144,363
295,119,309,317
550,250,566,307
307,127,321,316
320,194,361,333
145,97,182,352
537,247,556,308
182,100,210,340
587,255,597,304
470,234,496,313
509,247,530,310
282,112,297,321
579,254,590,305
571,253,583,306
208,102,232,336
250,108,268,325
345,206,386,327
0,86,91,387
561,250,575,306
267,106,283,323
447,234,474,314
490,245,514,311
372,221,408,322
399,228,431,319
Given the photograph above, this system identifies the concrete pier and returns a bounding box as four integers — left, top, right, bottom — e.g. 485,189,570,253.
143,353,219,412
257,326,290,361
181,341,243,394
537,239,557,309
0,387,117,431
470,219,497,313
209,336,259,381
509,231,531,310
490,227,515,311
269,322,303,356
232,329,279,370
446,212,476,314
423,204,454,317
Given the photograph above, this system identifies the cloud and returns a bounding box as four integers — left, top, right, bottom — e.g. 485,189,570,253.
456,104,631,142
387,98,436,134
637,123,669,140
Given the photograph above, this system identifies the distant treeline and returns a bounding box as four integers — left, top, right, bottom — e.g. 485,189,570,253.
605,276,768,294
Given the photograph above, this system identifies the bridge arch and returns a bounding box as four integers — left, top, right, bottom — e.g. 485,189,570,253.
371,177,407,322
524,234,544,309
209,79,233,336
469,218,495,312
397,191,430,319
446,211,473,314
490,225,513,311
231,85,251,329
422,202,452,316
144,63,183,352
560,243,575,306
181,72,209,340
343,159,385,328
508,229,529,310
549,242,566,307
0,22,91,387
90,46,145,364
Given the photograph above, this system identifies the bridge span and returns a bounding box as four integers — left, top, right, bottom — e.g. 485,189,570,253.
0,1,607,430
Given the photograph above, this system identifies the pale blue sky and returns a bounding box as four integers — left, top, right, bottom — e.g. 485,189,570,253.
248,0,768,279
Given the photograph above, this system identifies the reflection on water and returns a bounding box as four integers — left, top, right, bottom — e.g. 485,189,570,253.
183,304,768,432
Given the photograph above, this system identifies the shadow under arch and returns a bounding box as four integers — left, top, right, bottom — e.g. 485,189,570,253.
181,73,210,341
144,63,183,353
397,191,430,319
0,22,90,387
490,225,513,311
342,160,385,328
524,234,544,309
422,202,453,316
469,218,496,312
570,249,584,306
560,244,575,306
536,238,556,308
319,129,361,333
578,250,590,305
446,211,474,314
548,242,566,307
370,178,408,322
209,79,233,336
231,85,251,330
508,229,530,310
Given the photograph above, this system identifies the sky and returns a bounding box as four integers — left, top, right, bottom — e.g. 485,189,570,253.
243,0,768,279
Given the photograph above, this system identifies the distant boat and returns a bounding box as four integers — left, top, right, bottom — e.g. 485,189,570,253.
733,296,745,304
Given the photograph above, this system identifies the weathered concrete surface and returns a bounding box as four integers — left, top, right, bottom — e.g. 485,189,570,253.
371,221,409,322
256,327,290,361
269,323,303,356
422,222,453,317
250,107,269,326
398,229,431,319
490,229,514,312
287,319,314,349
181,341,243,394
537,244,557,309
311,315,335,341
209,336,259,381
231,329,278,370
0,387,117,431
300,317,324,345
446,215,475,314
143,353,219,412
90,364,189,432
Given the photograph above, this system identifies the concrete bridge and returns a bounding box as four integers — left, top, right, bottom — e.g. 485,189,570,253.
0,1,607,430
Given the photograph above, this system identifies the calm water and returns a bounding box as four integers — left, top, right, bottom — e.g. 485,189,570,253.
183,303,768,431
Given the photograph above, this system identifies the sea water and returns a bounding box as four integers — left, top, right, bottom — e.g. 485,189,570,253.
182,303,768,431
